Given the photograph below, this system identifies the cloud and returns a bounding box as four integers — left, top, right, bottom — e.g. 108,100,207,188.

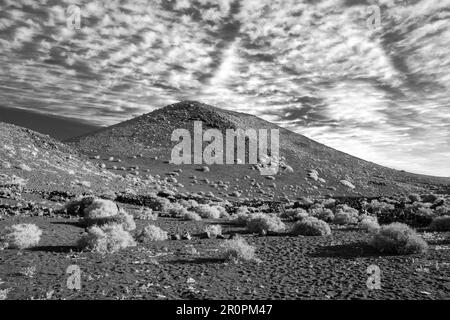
0,0,448,176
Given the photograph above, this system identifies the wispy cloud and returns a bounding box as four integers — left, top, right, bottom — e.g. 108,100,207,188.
0,0,449,176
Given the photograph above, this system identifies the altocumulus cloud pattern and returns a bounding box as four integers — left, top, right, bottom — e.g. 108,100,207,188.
0,0,449,176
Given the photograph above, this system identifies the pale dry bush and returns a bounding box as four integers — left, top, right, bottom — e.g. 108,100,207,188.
84,198,118,219
235,206,249,215
82,199,135,231
194,204,222,219
147,195,172,212
165,202,189,217
136,207,158,220
309,207,334,222
333,204,359,225
370,223,428,254
1,223,42,249
205,225,222,237
0,288,12,300
114,208,136,231
320,198,336,208
359,215,380,233
246,213,285,234
183,211,202,221
429,216,450,231
221,236,257,262
78,223,136,254
435,206,450,216
291,217,331,236
405,202,436,219
179,199,199,209
230,212,251,226
214,205,229,219
136,224,168,242
282,208,309,221
371,200,394,212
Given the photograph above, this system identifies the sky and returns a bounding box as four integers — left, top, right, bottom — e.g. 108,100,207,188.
0,0,449,176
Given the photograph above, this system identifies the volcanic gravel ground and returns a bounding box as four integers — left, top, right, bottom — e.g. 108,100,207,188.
1,213,449,300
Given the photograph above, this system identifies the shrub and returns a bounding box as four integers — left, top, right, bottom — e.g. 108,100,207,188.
183,211,202,221
213,205,229,218
359,215,380,233
136,207,158,220
82,200,135,231
136,224,168,242
146,195,172,212
230,212,251,226
164,202,189,217
309,207,334,222
429,216,450,231
404,202,436,225
64,196,97,216
246,213,285,234
435,206,450,216
319,198,336,208
235,206,249,215
333,204,359,225
194,204,221,219
291,217,331,236
205,225,222,237
370,223,428,254
282,208,309,221
114,208,136,231
1,224,42,249
83,198,118,222
421,194,438,203
408,194,421,202
78,224,136,254
365,200,395,214
179,199,199,209
221,236,257,262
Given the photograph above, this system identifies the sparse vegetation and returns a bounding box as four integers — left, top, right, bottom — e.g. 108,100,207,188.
370,223,428,255
246,213,285,235
136,224,169,242
83,198,118,222
205,225,222,237
333,204,359,225
114,208,136,231
194,204,222,219
221,236,257,262
359,215,380,233
408,193,421,202
435,205,449,216
282,208,309,221
230,212,251,226
363,200,395,214
78,224,136,254
182,211,202,221
136,207,158,220
309,207,334,222
64,196,97,216
429,216,450,231
291,217,331,236
1,223,42,249
164,202,189,217
179,199,199,209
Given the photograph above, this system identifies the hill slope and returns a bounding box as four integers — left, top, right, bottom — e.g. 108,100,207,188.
68,101,450,198
0,122,125,193
0,105,101,140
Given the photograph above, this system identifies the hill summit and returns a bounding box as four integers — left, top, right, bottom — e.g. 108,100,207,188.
67,101,449,197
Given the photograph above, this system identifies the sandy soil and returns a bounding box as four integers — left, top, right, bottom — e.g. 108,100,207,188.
1,211,448,300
